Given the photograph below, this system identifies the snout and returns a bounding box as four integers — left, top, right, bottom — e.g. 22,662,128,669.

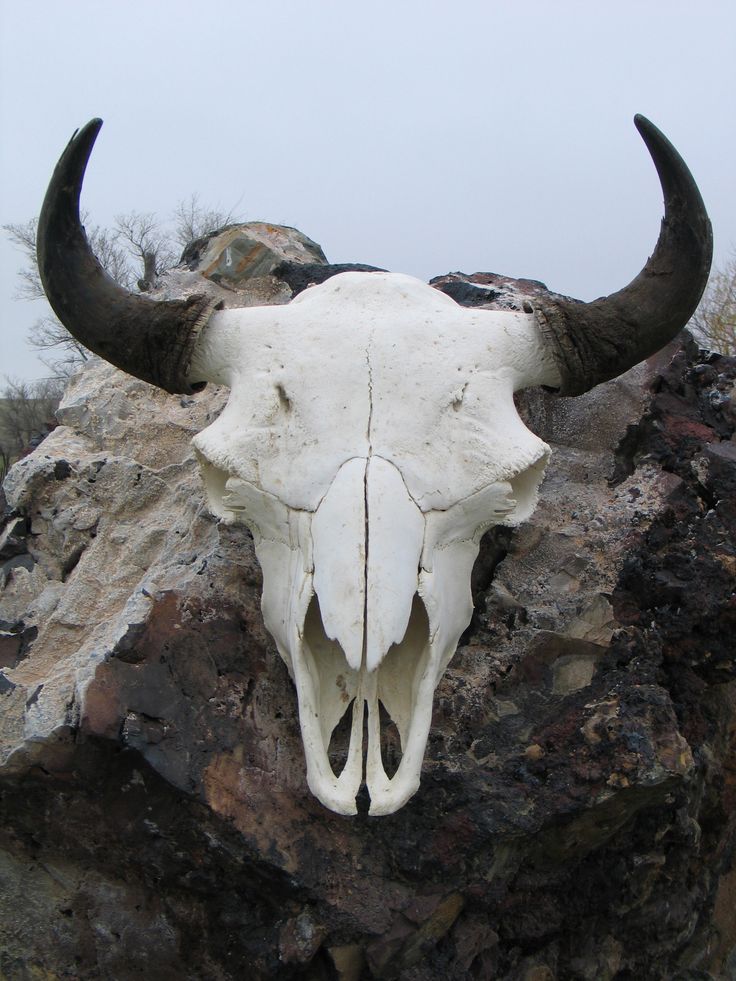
300,455,431,813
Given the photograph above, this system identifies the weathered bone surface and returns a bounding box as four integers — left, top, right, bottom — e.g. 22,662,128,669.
28,116,713,817
188,271,559,813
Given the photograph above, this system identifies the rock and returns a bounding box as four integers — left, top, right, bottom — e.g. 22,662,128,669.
273,260,387,297
328,944,366,981
279,912,327,965
181,221,327,278
0,227,734,979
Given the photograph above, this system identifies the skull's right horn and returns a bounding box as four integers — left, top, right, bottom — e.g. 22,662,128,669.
534,115,713,396
37,118,215,394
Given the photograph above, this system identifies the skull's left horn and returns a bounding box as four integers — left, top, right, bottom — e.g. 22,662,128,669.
37,119,215,394
534,115,713,396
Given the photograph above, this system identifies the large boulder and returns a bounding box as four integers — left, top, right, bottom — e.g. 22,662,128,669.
0,229,734,980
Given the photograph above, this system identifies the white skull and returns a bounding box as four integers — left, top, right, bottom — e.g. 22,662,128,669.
188,271,561,815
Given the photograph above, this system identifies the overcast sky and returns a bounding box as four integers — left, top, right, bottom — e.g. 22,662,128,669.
1,0,734,381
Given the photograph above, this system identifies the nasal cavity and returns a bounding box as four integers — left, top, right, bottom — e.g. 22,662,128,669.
378,701,402,777
328,698,357,778
303,595,361,778
373,594,431,760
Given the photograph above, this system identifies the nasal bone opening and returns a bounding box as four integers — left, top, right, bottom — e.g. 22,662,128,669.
303,593,431,785
326,700,403,781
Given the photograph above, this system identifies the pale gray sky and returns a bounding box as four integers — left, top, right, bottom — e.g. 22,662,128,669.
1,0,734,381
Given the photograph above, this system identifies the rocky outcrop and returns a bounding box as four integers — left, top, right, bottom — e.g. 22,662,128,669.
0,229,734,980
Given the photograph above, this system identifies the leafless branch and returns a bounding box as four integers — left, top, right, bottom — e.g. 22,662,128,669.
691,252,736,355
171,193,240,251
0,375,64,473
3,219,44,300
4,195,246,376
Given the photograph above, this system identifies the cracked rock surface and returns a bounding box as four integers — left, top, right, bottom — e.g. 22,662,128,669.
1,232,735,979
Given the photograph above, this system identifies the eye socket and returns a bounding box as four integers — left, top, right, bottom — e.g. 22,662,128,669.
193,449,232,521
504,456,548,525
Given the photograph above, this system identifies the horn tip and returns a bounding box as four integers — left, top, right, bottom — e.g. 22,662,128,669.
80,117,104,137
633,113,657,139
70,118,104,148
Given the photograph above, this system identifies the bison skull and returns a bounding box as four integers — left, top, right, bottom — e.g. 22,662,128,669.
36,116,712,814
187,271,559,813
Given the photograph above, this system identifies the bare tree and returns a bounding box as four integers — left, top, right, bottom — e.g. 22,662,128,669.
114,211,178,291
171,193,239,249
5,196,243,381
5,217,133,298
4,219,44,301
5,217,135,379
88,223,134,289
0,377,64,479
691,253,736,356
27,314,90,375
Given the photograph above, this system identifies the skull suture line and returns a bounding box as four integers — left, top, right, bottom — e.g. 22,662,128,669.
38,117,712,815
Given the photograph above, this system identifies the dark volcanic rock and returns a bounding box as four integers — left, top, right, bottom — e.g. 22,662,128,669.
273,261,387,297
0,239,734,979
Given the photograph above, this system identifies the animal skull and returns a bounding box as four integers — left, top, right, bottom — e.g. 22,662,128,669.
187,271,558,812
36,116,712,814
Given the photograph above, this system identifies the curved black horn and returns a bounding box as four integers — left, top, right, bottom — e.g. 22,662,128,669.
534,115,713,396
37,119,216,394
